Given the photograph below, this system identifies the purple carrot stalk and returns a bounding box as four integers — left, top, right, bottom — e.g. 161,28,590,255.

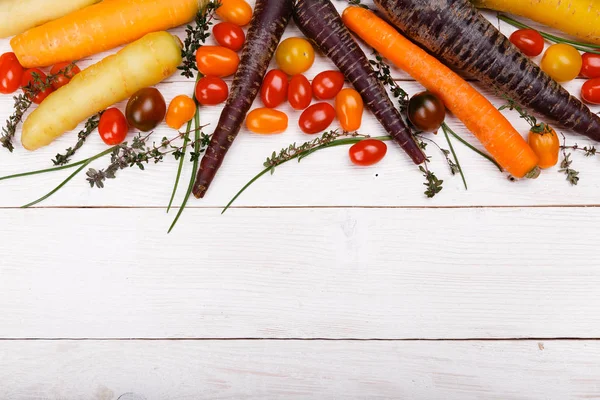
374,0,600,141
193,0,293,198
292,0,426,165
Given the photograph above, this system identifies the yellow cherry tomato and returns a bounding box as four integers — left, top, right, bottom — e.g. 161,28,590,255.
335,88,363,132
528,123,559,169
540,44,582,83
275,37,315,76
216,0,253,26
166,95,196,130
246,108,288,134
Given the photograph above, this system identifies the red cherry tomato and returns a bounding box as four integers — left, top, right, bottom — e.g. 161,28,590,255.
213,22,246,52
581,78,600,105
299,102,335,134
0,52,24,94
581,53,600,79
49,62,81,90
288,74,312,110
260,69,288,108
21,68,54,104
509,29,545,57
349,139,388,166
99,108,129,145
312,70,345,100
195,76,229,105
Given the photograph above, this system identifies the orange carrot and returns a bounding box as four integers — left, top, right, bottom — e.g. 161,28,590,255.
11,0,208,68
342,6,540,179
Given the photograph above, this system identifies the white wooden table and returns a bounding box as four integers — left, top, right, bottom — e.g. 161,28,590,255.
2,2,600,398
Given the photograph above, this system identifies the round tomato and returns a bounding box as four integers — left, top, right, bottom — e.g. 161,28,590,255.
335,88,363,132
21,68,54,104
196,46,240,77
509,29,544,57
299,102,335,134
313,70,345,100
195,76,229,105
541,44,582,82
216,0,253,26
246,108,288,134
581,78,600,105
213,22,246,52
0,52,24,94
275,37,315,76
99,108,129,145
166,95,197,130
288,74,312,110
126,87,167,132
349,139,388,166
407,91,446,132
49,62,81,90
581,53,600,79
528,124,559,169
260,69,288,108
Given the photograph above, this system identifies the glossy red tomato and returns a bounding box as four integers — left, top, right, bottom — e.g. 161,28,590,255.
195,76,229,105
0,52,24,94
99,108,129,145
21,68,54,104
312,70,345,100
299,102,335,134
288,74,312,110
49,62,81,90
581,53,600,79
213,22,246,52
196,46,240,77
261,69,288,108
581,78,600,105
349,139,388,166
509,29,545,57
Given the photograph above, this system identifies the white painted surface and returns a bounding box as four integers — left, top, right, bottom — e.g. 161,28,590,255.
0,0,599,398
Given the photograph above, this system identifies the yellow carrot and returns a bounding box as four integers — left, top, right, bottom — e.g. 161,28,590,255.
22,32,182,151
0,0,100,38
11,0,207,68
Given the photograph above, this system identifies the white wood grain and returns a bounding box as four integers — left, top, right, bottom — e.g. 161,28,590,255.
2,339,600,399
1,207,599,339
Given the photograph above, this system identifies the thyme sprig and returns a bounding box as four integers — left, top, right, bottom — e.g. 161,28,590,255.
498,96,553,134
52,114,101,166
179,1,221,78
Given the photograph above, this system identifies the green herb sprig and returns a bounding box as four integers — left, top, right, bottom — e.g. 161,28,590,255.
179,1,221,78
52,114,101,166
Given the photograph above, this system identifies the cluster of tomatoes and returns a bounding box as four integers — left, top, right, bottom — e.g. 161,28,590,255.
509,29,600,104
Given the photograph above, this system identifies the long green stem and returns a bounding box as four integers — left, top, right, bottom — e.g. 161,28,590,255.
168,106,201,233
442,124,468,190
166,119,193,213
498,14,600,54
0,158,87,182
21,147,116,208
442,123,503,172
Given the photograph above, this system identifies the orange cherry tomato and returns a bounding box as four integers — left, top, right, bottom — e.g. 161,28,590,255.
312,70,345,100
213,22,246,52
299,102,335,134
216,0,253,26
246,108,288,134
166,95,197,130
196,46,240,77
0,52,24,94
275,37,315,76
261,69,288,108
335,88,363,132
195,76,229,105
21,68,53,104
49,62,81,90
288,74,312,110
349,139,388,166
528,124,559,169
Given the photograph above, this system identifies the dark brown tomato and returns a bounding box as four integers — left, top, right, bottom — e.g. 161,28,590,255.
407,91,446,132
126,88,167,132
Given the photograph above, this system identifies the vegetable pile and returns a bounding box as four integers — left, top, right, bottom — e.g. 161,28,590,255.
0,0,599,231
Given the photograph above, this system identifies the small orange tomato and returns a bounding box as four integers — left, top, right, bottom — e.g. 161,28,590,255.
196,46,240,77
216,0,253,26
335,88,363,132
166,95,196,130
528,123,559,169
246,108,288,134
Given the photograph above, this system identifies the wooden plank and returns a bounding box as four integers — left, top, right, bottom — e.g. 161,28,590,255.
1,207,600,339
2,339,600,399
